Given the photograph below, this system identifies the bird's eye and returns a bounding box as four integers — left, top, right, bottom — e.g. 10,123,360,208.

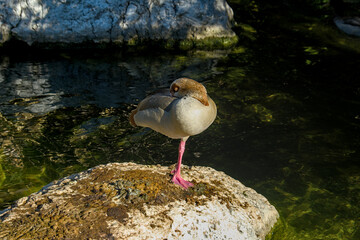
173,86,179,92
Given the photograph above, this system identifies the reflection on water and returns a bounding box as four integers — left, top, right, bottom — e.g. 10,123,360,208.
1,10,360,240
0,51,222,116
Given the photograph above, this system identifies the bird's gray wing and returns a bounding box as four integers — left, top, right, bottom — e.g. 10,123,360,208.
137,89,177,112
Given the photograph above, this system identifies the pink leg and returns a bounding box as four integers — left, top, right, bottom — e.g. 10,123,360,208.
171,140,193,189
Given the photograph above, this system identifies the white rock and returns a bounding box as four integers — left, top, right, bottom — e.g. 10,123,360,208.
0,162,279,240
0,0,235,45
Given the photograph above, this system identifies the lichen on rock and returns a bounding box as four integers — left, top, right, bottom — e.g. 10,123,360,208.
0,162,279,239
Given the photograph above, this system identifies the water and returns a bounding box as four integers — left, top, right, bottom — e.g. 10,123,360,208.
0,49,227,206
1,1,360,239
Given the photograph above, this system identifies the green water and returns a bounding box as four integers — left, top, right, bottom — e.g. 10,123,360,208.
1,1,360,239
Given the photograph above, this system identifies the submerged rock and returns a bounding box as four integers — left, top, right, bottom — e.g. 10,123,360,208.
0,0,235,46
0,162,279,239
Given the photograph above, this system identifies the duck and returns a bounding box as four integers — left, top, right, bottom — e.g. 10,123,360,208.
130,78,217,189
334,16,360,37
331,0,360,37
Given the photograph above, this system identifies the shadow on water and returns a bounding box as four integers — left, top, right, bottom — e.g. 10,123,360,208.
1,1,360,239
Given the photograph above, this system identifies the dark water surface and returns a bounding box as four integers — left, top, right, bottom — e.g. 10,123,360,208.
1,2,360,239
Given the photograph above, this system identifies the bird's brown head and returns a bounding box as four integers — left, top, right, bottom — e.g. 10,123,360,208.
170,78,209,106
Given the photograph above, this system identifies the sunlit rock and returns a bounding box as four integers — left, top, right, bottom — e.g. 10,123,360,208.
0,0,235,45
0,162,279,239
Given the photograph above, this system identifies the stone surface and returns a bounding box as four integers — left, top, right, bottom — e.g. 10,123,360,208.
0,0,235,45
0,162,279,240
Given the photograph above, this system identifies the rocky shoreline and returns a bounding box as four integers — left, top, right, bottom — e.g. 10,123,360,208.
0,0,237,50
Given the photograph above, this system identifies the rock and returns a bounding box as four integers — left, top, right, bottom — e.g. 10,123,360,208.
0,0,235,46
0,162,279,240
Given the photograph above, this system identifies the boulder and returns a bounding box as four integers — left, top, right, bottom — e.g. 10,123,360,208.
0,162,279,240
0,0,235,45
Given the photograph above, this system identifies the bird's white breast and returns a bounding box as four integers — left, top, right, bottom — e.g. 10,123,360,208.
171,96,216,137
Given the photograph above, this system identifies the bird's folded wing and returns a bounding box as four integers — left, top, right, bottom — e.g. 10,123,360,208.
137,91,176,112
